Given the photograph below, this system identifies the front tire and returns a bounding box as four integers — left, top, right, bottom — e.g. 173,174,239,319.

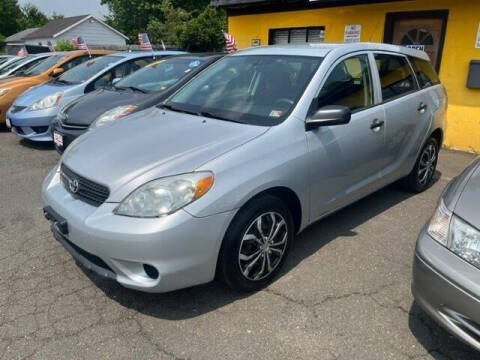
403,137,439,193
217,194,294,292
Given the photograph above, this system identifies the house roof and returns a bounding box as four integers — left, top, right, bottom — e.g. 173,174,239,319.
23,14,129,40
5,28,40,43
24,15,89,39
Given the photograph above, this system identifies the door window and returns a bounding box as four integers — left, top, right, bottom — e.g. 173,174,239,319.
61,56,90,71
374,54,416,101
408,56,440,88
317,54,373,111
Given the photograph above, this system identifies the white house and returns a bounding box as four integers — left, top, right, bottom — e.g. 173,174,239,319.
22,14,128,48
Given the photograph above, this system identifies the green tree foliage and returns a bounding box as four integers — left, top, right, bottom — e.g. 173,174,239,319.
54,39,75,51
0,0,23,37
103,0,227,51
19,3,49,29
50,12,64,20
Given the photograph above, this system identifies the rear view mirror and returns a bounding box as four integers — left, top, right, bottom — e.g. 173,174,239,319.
305,105,351,131
51,68,64,77
112,78,121,85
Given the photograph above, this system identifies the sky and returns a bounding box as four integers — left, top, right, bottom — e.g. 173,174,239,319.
18,0,110,19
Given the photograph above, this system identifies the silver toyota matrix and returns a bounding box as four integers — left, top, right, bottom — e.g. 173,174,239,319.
42,43,447,293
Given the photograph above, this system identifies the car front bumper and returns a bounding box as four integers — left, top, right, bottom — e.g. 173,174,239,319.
51,118,86,154
41,166,235,293
7,107,56,142
412,227,480,351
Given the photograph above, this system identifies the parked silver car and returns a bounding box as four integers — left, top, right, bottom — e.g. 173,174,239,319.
413,158,480,351
42,43,446,293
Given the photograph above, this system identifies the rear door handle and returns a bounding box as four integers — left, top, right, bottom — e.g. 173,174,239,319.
418,102,428,112
370,119,385,131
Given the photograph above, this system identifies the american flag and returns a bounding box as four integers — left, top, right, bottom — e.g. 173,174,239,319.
138,33,153,51
47,40,54,52
17,46,28,57
223,32,237,53
71,36,88,50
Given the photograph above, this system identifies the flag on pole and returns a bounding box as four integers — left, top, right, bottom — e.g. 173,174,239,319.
223,32,237,53
138,33,153,51
71,36,88,50
17,46,28,57
47,40,54,52
161,39,166,51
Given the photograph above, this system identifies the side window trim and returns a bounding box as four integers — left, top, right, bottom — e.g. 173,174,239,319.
310,51,377,115
372,51,420,105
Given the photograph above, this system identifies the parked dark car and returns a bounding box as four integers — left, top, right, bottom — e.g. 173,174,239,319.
51,54,223,153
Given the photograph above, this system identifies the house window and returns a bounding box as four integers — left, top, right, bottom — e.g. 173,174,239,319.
269,27,325,45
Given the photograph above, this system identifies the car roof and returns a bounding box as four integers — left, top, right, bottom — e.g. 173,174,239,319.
111,50,188,59
233,42,430,61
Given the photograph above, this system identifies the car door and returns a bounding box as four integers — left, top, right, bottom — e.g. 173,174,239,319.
372,52,429,182
306,52,387,220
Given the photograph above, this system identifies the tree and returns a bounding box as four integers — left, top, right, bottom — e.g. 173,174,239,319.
177,6,226,52
54,39,75,51
146,0,190,46
20,3,49,29
0,0,22,37
50,12,64,20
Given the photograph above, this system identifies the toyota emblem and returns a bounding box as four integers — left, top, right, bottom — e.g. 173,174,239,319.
68,178,79,193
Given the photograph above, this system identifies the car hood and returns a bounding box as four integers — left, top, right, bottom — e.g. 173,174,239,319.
453,159,480,228
64,88,155,126
62,107,269,202
13,82,76,106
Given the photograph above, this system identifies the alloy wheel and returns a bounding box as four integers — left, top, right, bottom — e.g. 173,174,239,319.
418,143,437,185
238,212,288,281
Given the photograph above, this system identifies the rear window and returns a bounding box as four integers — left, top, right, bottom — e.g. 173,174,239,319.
374,53,416,102
409,57,440,88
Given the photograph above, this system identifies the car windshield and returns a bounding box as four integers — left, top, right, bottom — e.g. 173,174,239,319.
57,55,125,85
116,57,206,93
165,55,322,126
0,57,25,74
23,54,67,76
0,57,12,66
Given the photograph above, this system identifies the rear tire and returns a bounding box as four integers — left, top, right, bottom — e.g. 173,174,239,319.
403,137,439,193
217,194,294,292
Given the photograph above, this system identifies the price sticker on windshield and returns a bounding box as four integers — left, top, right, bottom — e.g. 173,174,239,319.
269,110,283,118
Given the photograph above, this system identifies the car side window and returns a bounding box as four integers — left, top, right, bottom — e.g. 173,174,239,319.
126,58,153,75
374,54,416,101
91,70,114,90
408,56,440,89
61,56,90,71
317,54,373,112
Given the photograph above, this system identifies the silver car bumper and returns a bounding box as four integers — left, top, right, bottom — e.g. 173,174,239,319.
412,228,480,351
42,167,235,293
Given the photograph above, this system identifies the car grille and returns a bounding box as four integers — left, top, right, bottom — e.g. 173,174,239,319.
10,105,26,113
31,126,48,134
60,163,110,206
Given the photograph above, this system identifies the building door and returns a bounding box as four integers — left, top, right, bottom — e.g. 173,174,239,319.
384,10,448,71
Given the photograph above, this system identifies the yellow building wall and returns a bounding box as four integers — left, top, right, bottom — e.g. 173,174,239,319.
228,0,480,153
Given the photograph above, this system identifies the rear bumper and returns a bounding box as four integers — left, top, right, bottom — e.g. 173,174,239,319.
412,229,480,351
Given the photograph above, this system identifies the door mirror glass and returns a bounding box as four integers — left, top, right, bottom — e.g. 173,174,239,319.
306,105,351,130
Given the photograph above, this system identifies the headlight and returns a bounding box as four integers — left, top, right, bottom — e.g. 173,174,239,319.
427,198,480,269
28,92,63,111
90,105,137,129
450,216,480,269
0,88,9,96
114,172,214,218
427,199,452,246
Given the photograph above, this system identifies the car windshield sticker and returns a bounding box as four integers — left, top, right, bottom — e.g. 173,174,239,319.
269,110,283,117
189,60,201,68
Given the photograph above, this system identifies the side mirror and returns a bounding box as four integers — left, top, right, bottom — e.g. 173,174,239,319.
112,78,121,85
305,105,351,131
51,68,64,77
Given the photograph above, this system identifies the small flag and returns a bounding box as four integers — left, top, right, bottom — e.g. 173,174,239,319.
47,40,54,52
161,39,166,51
223,32,237,53
138,33,153,51
71,36,88,50
17,46,28,57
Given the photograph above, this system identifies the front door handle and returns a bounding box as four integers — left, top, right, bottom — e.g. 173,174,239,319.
370,119,385,131
418,102,428,112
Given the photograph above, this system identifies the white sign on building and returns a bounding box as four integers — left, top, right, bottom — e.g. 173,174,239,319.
344,24,361,43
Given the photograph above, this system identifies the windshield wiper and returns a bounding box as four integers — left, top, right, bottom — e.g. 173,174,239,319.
159,103,199,116
199,111,243,124
54,79,71,85
115,85,147,93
